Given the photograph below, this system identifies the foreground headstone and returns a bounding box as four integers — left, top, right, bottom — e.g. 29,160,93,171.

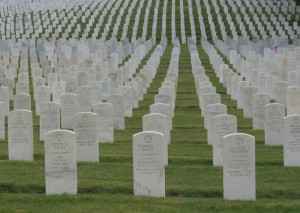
8,110,33,160
265,103,285,146
40,102,60,140
133,131,165,198
284,115,300,166
223,133,255,200
44,130,77,195
73,112,98,162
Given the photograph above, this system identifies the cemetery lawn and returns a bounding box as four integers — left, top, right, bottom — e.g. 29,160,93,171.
0,45,300,212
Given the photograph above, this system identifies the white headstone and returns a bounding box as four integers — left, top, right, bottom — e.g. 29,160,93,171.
252,93,270,130
223,133,256,200
242,86,258,118
118,86,133,117
13,93,31,111
212,114,237,166
107,94,125,130
8,110,33,160
133,131,165,198
40,102,60,140
77,86,92,112
143,113,169,165
150,103,172,131
0,102,4,139
93,102,114,143
287,86,300,115
73,112,98,162
0,86,9,115
284,115,300,166
60,93,78,129
44,130,77,195
265,103,285,146
206,104,227,145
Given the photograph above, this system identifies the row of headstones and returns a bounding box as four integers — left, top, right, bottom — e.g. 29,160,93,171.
0,0,104,40
204,38,300,167
203,0,299,41
0,0,154,41
132,44,180,198
0,38,155,115
189,39,255,200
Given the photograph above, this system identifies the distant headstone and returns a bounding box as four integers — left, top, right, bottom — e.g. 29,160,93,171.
265,103,285,146
223,133,256,200
40,102,60,140
284,115,300,166
8,110,33,160
133,131,165,198
44,130,77,195
93,102,114,143
73,112,98,162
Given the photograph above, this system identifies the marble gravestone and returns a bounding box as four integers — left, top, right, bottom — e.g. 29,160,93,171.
93,102,114,143
206,104,227,145
118,86,133,117
60,93,78,129
107,94,125,130
40,102,60,140
0,102,4,139
44,130,77,195
223,133,256,200
252,93,270,130
73,112,98,162
133,131,165,198
0,86,9,115
13,93,31,111
154,93,174,117
242,86,258,118
284,115,300,166
265,103,285,146
77,86,92,112
212,114,237,166
150,103,172,131
8,110,33,160
287,86,300,115
143,113,169,165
